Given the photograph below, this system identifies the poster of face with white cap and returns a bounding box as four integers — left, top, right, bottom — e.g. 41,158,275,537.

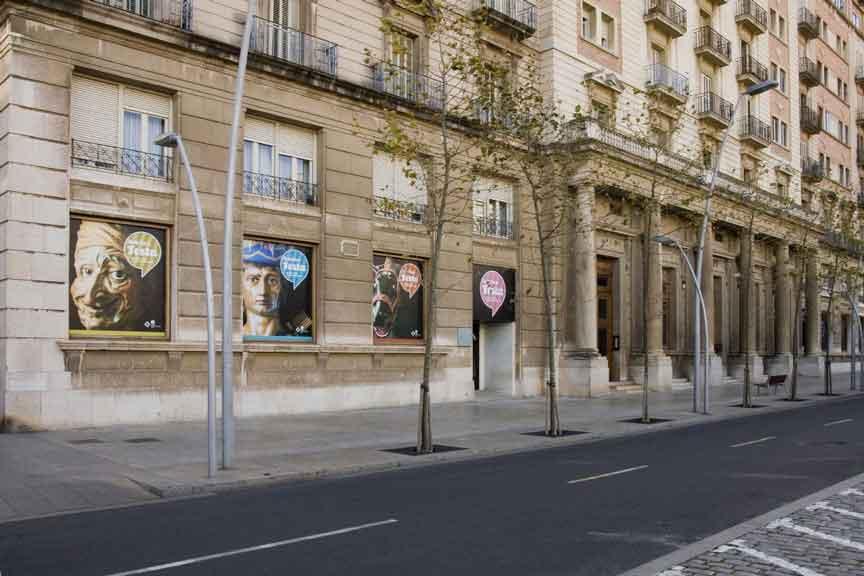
372,254,424,342
242,239,313,341
69,218,168,337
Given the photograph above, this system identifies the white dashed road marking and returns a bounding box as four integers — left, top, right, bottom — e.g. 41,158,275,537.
767,518,864,552
824,418,854,427
715,539,825,576
657,567,685,576
730,436,776,448
841,488,864,497
103,518,399,575
567,465,648,484
806,501,864,520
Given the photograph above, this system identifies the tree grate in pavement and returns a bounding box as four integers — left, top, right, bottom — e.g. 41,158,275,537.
124,437,162,444
777,397,810,402
619,417,673,425
67,438,104,445
522,430,588,438
382,445,466,456
729,403,767,408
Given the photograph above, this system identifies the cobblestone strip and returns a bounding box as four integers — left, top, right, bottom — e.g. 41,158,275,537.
652,482,864,576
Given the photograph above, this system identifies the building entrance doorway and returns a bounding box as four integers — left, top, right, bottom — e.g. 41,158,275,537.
473,266,516,394
597,257,618,380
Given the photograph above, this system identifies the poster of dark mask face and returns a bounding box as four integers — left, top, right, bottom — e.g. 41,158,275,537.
69,218,168,337
372,255,424,341
473,265,516,323
242,240,314,342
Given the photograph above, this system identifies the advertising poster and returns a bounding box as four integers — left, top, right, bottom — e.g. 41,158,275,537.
69,218,168,337
242,239,314,342
372,254,424,341
473,265,516,323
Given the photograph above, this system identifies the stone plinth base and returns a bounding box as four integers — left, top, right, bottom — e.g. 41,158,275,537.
728,354,765,382
630,353,674,391
764,353,793,376
799,355,825,377
560,353,610,398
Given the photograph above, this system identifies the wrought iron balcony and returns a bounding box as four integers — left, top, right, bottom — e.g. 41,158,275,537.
645,63,689,103
473,216,514,240
71,139,173,181
799,56,819,88
736,55,768,86
739,115,770,148
856,65,864,87
798,7,819,39
91,0,193,29
694,26,731,67
694,92,733,127
801,157,823,183
857,111,864,128
371,62,444,111
736,0,767,34
250,16,337,76
244,172,318,206
473,0,537,39
374,196,426,224
800,104,821,134
858,150,864,169
644,0,687,38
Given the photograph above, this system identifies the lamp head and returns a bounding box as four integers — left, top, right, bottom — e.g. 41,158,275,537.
153,132,179,148
653,234,677,247
744,79,779,97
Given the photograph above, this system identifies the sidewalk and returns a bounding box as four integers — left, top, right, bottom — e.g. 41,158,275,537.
1,370,860,523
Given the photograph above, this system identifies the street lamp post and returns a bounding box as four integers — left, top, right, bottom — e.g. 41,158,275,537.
656,235,711,414
154,132,217,478
692,79,778,414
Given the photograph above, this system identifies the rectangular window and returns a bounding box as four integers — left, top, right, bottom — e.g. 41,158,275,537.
582,3,597,41
241,239,313,342
387,28,417,74
781,121,788,147
771,116,780,143
243,117,317,204
601,13,615,51
473,178,513,239
373,254,424,342
779,68,786,93
779,15,786,40
770,62,778,81
69,217,169,338
373,152,427,222
769,9,776,33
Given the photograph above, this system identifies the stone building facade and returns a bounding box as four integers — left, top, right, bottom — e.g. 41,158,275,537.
0,0,861,429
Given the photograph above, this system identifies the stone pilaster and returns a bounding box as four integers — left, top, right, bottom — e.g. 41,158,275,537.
766,241,792,375
701,226,724,385
801,254,824,376
729,232,764,381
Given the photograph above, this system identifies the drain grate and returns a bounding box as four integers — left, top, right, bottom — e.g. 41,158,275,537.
124,437,161,444
68,438,104,445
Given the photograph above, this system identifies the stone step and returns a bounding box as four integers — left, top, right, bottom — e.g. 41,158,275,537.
670,378,692,390
609,381,643,395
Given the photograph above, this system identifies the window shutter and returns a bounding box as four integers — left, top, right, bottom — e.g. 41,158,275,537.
278,124,316,159
71,76,119,145
373,153,395,198
123,87,171,118
245,117,275,144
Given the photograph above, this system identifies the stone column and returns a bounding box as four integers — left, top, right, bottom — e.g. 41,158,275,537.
799,254,825,376
767,241,792,375
730,232,763,380
560,187,609,397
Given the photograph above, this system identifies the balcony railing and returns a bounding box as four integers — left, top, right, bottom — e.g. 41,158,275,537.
801,157,824,182
694,92,733,125
644,0,687,37
798,7,819,39
799,56,819,87
473,0,537,37
244,171,318,206
91,0,193,29
474,216,514,239
856,65,864,86
71,139,173,181
250,17,337,76
736,0,767,33
858,150,864,169
645,63,689,101
694,26,731,65
857,111,864,127
736,55,768,84
739,115,771,147
800,104,821,133
371,62,444,111
374,196,426,224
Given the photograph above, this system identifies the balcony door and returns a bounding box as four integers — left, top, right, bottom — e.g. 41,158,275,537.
269,0,302,64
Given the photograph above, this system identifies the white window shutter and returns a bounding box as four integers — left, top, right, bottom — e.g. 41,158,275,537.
373,153,395,198
71,76,119,145
278,124,316,159
123,87,171,118
245,116,275,144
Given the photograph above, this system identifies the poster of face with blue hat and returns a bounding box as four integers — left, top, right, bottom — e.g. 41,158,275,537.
242,239,313,341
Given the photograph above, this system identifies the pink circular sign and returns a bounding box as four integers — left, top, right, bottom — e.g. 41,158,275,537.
479,270,507,318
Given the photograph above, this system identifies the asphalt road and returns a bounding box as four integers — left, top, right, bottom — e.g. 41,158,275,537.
1,397,863,576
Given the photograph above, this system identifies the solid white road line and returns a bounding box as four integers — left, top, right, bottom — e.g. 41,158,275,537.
730,436,776,448
806,501,864,520
567,465,648,484
767,518,864,552
716,539,824,576
841,488,864,497
824,418,854,427
103,518,399,576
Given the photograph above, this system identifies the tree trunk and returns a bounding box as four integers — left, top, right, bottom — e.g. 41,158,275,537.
536,203,561,437
417,219,444,454
742,228,753,408
641,207,653,423
789,252,806,401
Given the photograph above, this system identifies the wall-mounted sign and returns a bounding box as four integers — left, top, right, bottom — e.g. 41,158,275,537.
373,254,424,342
473,265,515,323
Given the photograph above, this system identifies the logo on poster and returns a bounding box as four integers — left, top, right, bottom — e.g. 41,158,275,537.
480,270,506,318
123,231,162,278
398,262,422,299
280,248,310,289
